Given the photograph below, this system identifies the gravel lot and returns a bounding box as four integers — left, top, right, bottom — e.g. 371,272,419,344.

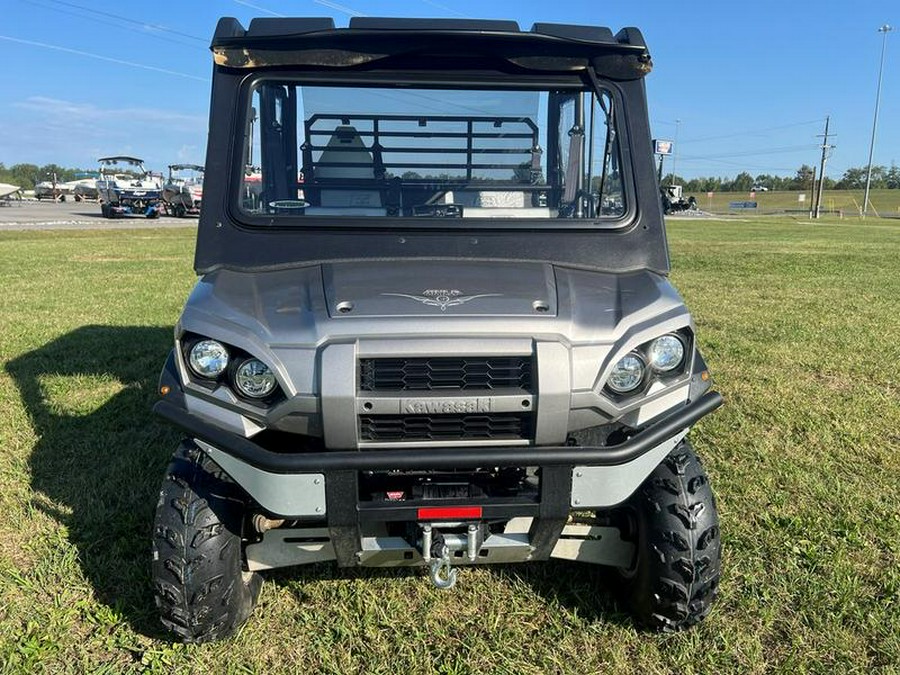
0,200,196,230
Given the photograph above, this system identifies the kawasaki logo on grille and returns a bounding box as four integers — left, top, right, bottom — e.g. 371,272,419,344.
401,398,493,414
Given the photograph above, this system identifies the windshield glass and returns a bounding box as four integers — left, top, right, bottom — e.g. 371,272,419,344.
239,81,626,223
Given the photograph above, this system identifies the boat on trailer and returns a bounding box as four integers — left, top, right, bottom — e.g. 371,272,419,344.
162,164,204,217
95,156,162,219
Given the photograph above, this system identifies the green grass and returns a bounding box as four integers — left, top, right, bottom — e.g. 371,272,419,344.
1,219,899,673
691,188,900,217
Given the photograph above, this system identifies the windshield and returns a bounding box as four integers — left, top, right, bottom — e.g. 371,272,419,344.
239,81,626,223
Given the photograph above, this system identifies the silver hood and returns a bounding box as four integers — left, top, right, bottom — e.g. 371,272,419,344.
322,260,557,318
177,259,691,397
181,260,685,343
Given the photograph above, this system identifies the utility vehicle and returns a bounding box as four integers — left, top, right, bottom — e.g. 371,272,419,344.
152,16,723,643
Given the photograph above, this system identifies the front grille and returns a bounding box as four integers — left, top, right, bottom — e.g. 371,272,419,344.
359,413,533,442
359,357,533,392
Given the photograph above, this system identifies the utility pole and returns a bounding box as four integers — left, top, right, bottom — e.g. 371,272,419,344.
809,165,816,218
814,116,835,219
863,24,893,217
671,118,681,186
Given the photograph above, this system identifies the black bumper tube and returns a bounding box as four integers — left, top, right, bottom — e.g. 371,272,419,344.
153,391,723,473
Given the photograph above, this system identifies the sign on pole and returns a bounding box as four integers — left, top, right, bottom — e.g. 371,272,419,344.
653,139,674,155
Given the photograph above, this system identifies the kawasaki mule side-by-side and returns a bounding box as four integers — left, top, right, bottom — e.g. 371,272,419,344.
151,16,723,642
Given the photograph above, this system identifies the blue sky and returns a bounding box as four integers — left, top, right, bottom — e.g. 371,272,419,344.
1,0,897,180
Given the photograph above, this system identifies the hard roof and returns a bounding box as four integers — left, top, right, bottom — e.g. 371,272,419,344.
212,17,644,49
209,17,651,79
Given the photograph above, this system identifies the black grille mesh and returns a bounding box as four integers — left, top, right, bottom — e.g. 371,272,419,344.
359,413,533,442
359,356,532,392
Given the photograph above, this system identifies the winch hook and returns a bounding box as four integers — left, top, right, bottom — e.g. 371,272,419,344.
428,544,458,590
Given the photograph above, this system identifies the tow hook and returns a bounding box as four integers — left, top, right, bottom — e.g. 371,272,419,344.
421,525,458,590
429,544,458,590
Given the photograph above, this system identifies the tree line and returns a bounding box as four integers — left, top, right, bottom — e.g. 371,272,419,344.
664,164,900,193
0,163,96,189
5,160,900,193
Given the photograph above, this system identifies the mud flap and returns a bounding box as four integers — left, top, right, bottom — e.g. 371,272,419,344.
325,470,361,567
528,465,573,560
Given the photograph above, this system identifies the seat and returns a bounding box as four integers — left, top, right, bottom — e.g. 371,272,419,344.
313,126,385,213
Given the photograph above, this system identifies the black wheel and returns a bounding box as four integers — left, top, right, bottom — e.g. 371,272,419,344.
614,440,720,631
152,442,261,643
174,204,186,218
100,203,110,218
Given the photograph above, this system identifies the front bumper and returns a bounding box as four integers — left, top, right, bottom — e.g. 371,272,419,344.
155,391,721,566
154,390,722,473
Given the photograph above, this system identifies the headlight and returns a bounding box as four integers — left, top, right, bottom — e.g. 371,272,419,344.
234,358,277,398
648,334,685,372
188,339,229,378
606,353,645,393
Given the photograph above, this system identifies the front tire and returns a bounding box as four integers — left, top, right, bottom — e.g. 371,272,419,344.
616,439,721,631
152,442,261,643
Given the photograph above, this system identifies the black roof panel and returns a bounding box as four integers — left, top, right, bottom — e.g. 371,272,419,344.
530,23,616,44
349,17,520,32
246,17,336,37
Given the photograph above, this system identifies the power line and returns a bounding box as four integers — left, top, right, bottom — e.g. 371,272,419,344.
0,35,209,82
420,0,471,18
678,118,822,144
678,144,818,161
675,157,801,172
38,0,206,42
314,0,367,17
233,0,284,17
22,0,206,51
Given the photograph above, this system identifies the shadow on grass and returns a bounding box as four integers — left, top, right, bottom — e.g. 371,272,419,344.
269,560,627,628
490,561,626,624
7,325,178,638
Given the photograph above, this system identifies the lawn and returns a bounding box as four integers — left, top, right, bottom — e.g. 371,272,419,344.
692,188,900,217
1,218,899,673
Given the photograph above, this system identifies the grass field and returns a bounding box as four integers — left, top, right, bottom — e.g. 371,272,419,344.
691,188,900,217
1,218,899,673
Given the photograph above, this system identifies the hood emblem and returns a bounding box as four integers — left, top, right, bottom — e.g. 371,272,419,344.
382,288,501,311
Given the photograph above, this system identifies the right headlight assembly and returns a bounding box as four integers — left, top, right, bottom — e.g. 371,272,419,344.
647,334,685,373
604,331,690,396
606,353,646,394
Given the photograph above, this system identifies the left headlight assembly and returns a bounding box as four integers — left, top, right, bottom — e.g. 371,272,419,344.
188,339,229,378
233,358,278,399
182,334,283,404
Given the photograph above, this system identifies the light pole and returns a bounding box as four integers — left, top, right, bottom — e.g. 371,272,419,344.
671,118,681,186
863,24,893,217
